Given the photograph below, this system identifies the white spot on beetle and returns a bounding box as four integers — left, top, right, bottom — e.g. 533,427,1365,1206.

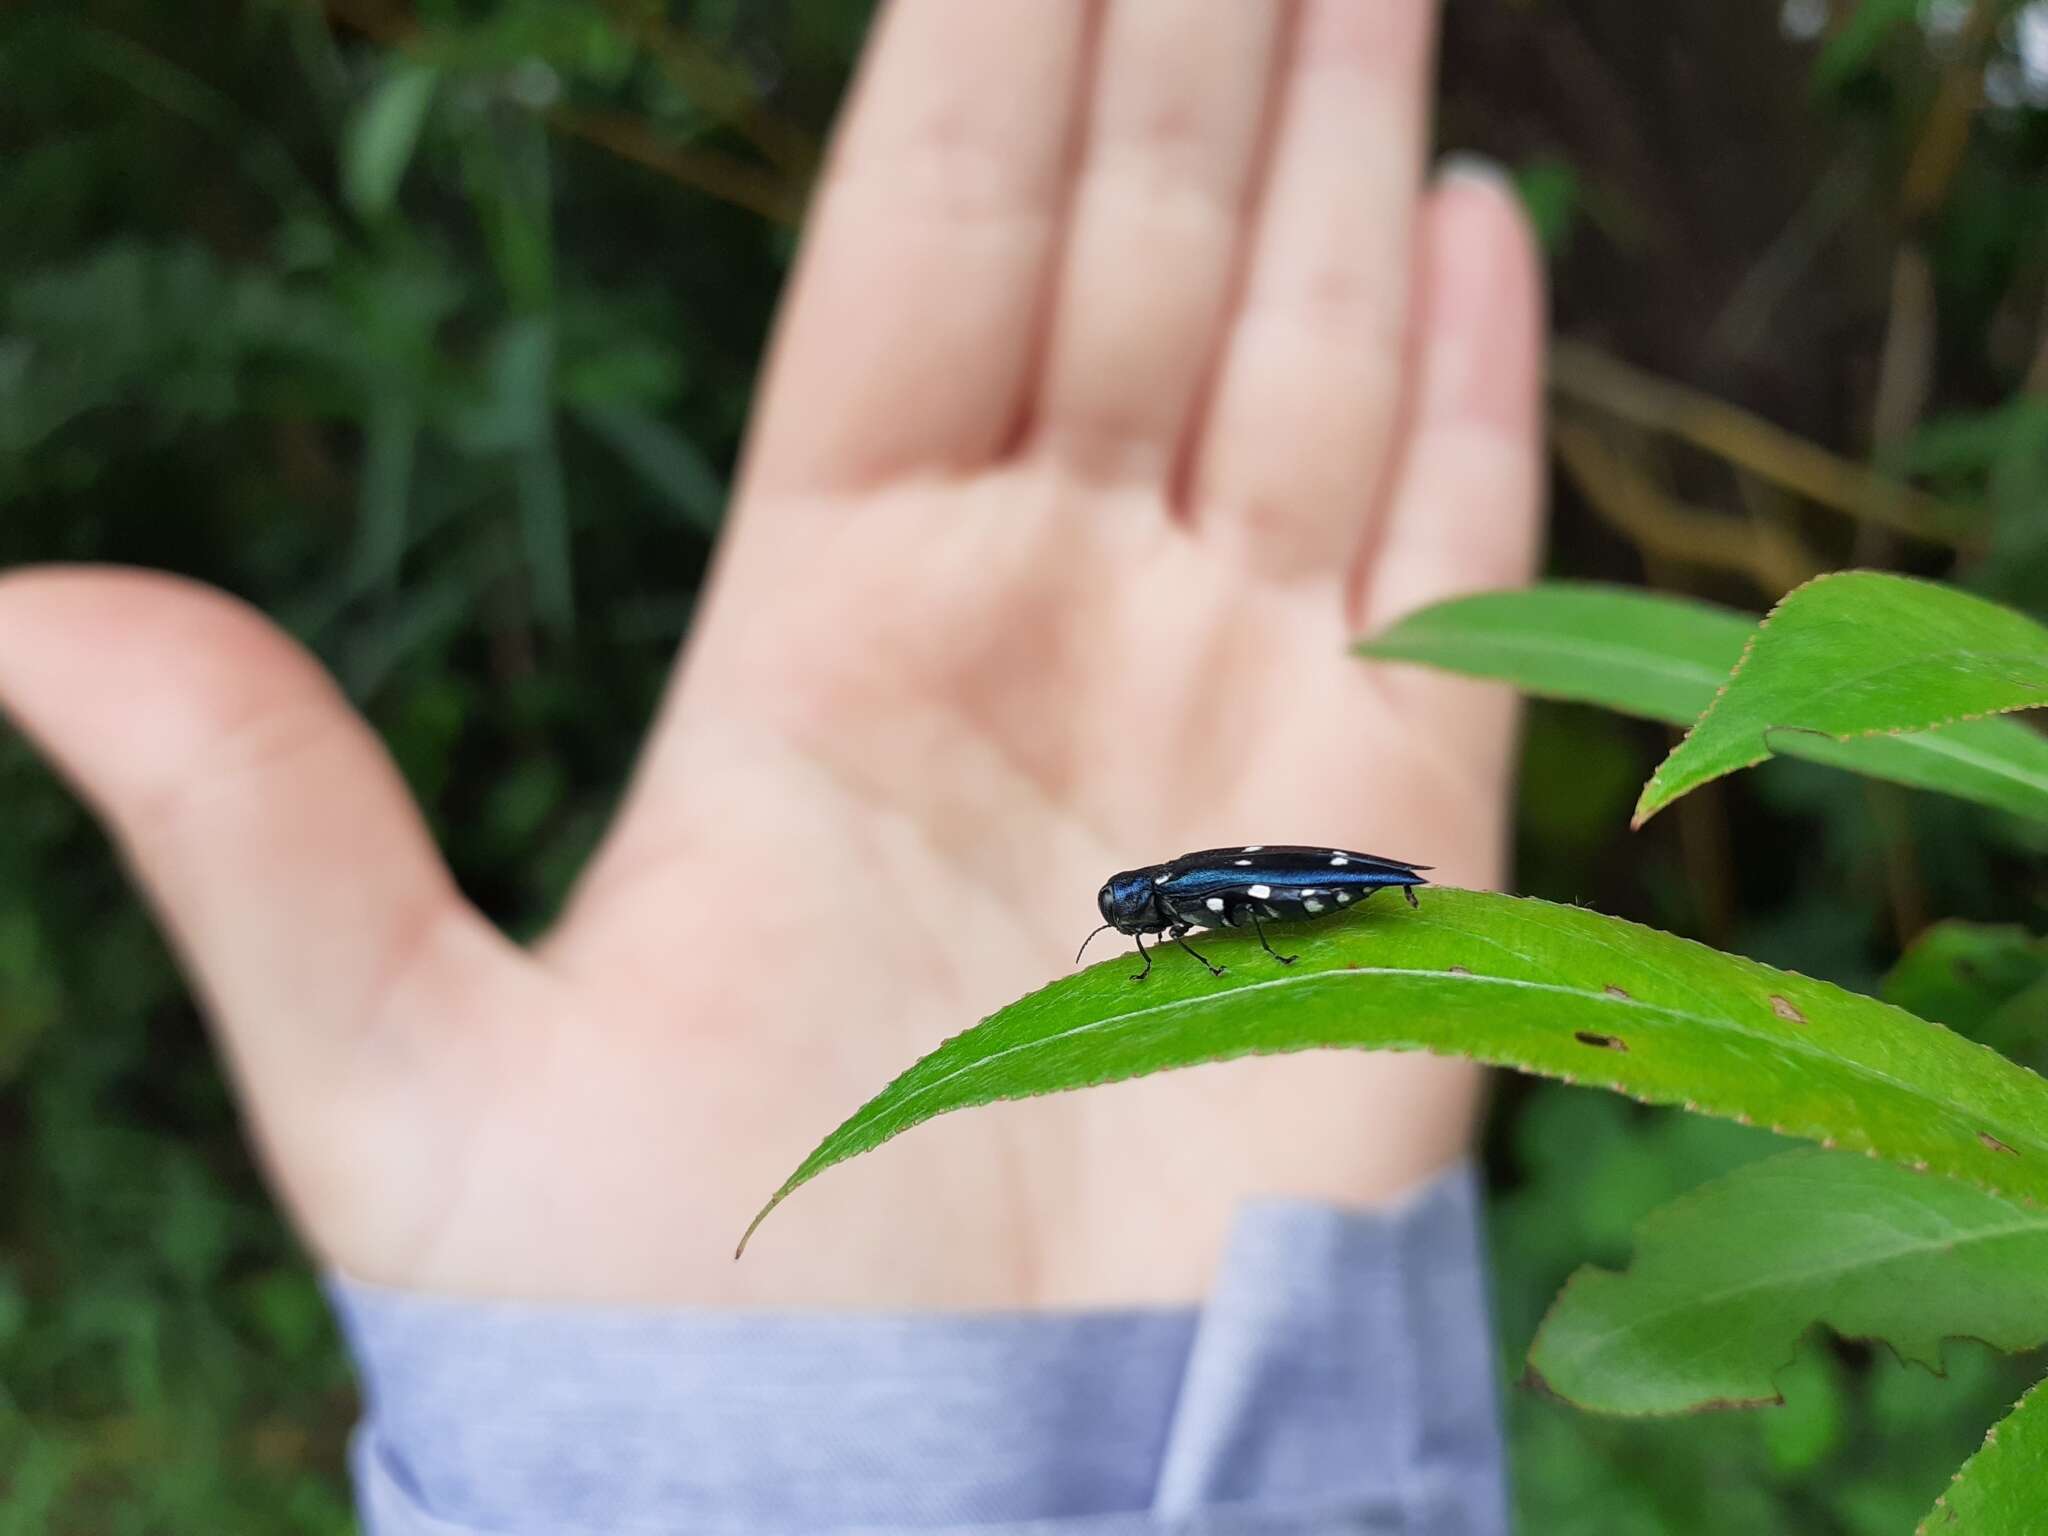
1330,855,1349,866
1153,872,1171,884
1243,845,1263,852
1303,897,1325,913
1234,859,1253,866
1205,897,1225,913
1247,884,1271,899
1335,891,1351,904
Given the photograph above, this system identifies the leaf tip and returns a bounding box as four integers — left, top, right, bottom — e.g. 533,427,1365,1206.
1628,781,1667,830
1518,1361,1562,1403
734,1199,778,1261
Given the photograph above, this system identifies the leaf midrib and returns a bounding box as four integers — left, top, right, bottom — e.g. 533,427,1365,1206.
1370,628,1729,711
1722,646,2048,735
1556,1209,2048,1362
1391,629,2048,793
1781,719,2048,794
868,965,2025,1163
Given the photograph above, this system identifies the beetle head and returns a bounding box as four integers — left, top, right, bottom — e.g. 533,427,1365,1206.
1097,869,1161,934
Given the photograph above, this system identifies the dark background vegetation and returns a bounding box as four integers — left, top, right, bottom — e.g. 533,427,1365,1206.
2,1,2045,1529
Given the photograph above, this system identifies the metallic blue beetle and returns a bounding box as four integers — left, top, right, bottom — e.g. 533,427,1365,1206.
1077,845,1430,981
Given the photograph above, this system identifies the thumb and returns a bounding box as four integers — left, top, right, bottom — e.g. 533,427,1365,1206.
0,566,506,1250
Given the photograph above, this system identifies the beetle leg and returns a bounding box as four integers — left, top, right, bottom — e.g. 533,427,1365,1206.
1128,930,1153,983
1242,905,1297,966
1404,886,1420,909
1170,927,1226,977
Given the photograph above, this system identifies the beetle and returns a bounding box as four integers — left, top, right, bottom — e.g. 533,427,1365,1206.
1075,846,1431,981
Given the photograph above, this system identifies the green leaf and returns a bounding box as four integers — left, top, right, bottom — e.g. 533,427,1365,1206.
240,1269,328,1366
1904,400,2048,479
572,402,726,533
1886,923,2048,1065
466,318,574,630
1921,1376,2048,1534
349,391,420,601
1356,582,2048,826
737,889,2048,1254
1358,582,1745,718
1749,727,2048,830
342,62,439,220
1759,1339,1846,1476
1635,572,2048,827
1529,1149,2048,1416
1513,154,1580,255
1812,0,1918,91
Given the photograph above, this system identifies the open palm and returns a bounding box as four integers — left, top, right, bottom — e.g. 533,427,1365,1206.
0,0,1541,1308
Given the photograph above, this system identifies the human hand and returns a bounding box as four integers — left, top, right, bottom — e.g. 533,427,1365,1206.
0,0,1542,1309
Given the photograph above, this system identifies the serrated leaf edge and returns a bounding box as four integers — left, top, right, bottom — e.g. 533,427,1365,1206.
1633,571,2048,828
739,893,2048,1255
1527,1149,2048,1417
1917,1373,2048,1534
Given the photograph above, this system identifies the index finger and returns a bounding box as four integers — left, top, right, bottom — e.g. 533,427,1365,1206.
741,0,1095,499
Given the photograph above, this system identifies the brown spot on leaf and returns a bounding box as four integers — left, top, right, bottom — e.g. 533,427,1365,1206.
1821,1136,1838,1150
1980,1132,2020,1156
1574,1030,1628,1052
1603,984,1631,1000
1770,994,1807,1024
1447,965,1473,976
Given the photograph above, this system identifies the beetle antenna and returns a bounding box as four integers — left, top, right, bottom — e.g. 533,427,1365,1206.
1075,922,1117,964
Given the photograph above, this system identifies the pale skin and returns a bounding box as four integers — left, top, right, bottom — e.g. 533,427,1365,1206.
0,0,1542,1309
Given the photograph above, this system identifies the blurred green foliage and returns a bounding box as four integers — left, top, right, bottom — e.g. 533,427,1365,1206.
2,0,2045,1530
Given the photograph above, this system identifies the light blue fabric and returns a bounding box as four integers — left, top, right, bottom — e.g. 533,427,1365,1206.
328,1163,1506,1535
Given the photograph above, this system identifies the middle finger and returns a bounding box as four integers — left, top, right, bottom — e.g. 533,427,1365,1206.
1028,0,1288,488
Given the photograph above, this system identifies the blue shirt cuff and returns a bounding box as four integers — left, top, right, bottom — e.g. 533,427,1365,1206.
328,1162,1505,1535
